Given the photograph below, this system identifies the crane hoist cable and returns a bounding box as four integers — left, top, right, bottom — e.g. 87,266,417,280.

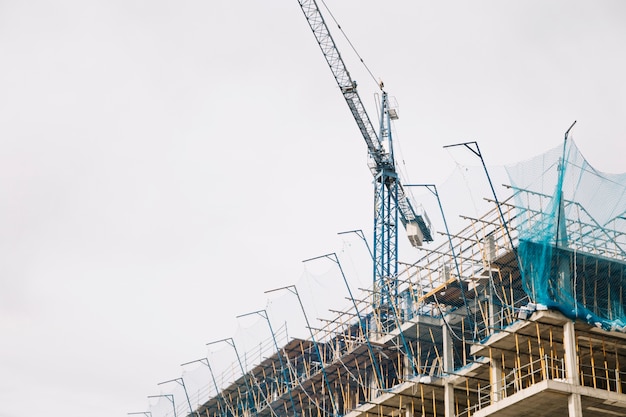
297,0,434,305
319,0,379,89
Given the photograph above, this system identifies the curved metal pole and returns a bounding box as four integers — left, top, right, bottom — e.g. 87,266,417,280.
148,394,176,417
303,253,388,385
265,284,339,416
406,184,475,336
159,377,197,417
555,121,577,246
207,338,256,417
181,358,235,417
236,310,295,417
443,141,514,249
338,229,373,261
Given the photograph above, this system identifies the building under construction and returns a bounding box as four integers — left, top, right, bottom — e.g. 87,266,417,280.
142,2,626,416
145,138,626,417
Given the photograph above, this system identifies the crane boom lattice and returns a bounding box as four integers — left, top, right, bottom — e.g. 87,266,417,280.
297,0,432,308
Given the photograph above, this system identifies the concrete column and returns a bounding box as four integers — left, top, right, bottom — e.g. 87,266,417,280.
563,320,583,417
567,394,583,417
444,383,454,417
489,354,503,402
563,321,579,384
488,271,501,337
443,323,455,417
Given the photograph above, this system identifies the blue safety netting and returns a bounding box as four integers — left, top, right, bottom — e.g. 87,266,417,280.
506,140,626,331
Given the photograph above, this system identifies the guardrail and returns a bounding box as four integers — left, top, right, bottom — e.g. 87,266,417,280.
458,355,565,416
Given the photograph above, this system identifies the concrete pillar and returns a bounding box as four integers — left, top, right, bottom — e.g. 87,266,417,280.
563,320,583,417
486,270,504,404
488,270,501,337
443,323,455,417
568,394,583,417
444,383,454,417
563,321,579,384
489,356,503,402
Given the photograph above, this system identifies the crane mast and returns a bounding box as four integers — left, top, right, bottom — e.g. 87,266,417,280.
297,0,432,308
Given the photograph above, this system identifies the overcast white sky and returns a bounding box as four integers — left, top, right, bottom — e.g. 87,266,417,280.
1,1,625,416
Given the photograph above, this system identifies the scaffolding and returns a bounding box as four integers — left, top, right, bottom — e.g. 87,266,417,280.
151,141,626,417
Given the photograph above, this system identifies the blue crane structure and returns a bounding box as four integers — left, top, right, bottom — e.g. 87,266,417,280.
297,0,433,309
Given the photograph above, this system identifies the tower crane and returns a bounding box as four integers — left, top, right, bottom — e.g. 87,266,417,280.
296,0,433,308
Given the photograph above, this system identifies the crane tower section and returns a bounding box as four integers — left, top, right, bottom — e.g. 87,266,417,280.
297,0,433,308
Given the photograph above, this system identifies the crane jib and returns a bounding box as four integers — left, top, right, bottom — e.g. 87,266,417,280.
297,0,433,253
344,92,385,166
